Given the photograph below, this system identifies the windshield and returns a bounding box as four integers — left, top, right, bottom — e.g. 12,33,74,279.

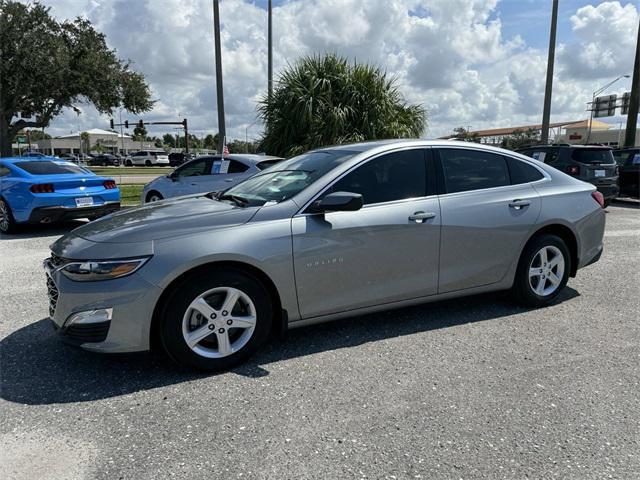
571,149,615,165
220,149,358,206
14,160,90,175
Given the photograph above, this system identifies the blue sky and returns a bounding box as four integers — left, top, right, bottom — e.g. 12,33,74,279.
37,0,639,139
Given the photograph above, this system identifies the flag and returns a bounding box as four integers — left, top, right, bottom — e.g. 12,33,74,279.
222,136,229,157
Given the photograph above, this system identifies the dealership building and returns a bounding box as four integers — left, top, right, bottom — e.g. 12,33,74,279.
13,128,156,156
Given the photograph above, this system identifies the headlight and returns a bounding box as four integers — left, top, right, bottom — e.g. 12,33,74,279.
61,257,150,282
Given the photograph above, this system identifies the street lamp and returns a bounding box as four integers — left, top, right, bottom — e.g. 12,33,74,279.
586,74,631,144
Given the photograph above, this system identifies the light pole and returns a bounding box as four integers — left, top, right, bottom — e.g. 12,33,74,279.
541,0,558,144
268,0,273,99
213,0,226,154
586,74,630,144
119,108,125,155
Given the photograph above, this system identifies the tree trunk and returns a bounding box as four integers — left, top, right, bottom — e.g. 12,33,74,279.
0,115,14,157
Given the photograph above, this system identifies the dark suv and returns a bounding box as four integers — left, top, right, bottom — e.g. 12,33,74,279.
613,148,640,198
517,145,619,205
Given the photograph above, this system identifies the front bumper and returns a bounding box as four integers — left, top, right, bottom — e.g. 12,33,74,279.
45,258,162,353
28,201,120,224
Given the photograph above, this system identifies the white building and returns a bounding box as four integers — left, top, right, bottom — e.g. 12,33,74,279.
28,128,156,156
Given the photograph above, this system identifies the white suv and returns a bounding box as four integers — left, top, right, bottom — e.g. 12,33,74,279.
125,150,170,167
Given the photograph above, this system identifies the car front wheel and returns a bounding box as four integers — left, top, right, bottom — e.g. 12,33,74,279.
159,269,273,370
512,234,570,307
146,191,163,203
0,198,17,234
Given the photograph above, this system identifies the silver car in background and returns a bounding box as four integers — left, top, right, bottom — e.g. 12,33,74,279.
45,140,605,370
141,154,283,203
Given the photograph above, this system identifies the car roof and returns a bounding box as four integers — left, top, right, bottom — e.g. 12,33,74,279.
0,156,61,164
518,144,612,150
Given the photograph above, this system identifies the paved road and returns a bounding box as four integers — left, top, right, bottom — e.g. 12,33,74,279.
1,204,639,479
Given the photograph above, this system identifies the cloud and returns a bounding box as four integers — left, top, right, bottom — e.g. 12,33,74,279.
34,0,639,141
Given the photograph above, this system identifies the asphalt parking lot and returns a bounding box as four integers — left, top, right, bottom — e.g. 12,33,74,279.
1,203,638,480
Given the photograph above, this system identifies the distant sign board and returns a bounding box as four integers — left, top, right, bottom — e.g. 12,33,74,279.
569,134,582,140
16,135,27,143
594,94,617,118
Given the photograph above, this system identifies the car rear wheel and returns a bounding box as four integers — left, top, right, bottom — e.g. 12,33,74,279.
145,160,152,167
512,234,570,307
146,191,163,203
126,160,133,167
0,199,17,234
159,269,273,370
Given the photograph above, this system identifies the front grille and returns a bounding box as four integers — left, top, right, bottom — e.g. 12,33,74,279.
46,274,59,317
65,322,110,343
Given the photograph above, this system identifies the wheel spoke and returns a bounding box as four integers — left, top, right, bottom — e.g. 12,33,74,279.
547,271,561,286
539,248,548,266
216,330,232,356
185,323,214,348
228,315,256,329
192,297,217,320
535,278,546,295
529,268,541,279
221,289,240,314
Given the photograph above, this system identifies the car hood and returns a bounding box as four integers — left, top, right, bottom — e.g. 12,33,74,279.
68,195,260,244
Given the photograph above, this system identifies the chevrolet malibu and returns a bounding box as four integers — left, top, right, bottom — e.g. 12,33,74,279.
45,140,605,370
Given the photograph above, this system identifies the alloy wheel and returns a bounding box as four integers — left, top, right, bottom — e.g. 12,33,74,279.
528,245,565,296
181,287,256,358
148,194,162,202
0,202,8,232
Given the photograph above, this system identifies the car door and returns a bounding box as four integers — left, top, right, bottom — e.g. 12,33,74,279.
291,148,441,319
171,157,214,196
435,148,542,293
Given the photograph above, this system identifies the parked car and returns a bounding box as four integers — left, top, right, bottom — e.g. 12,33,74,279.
517,144,618,206
0,156,120,233
21,151,47,158
59,153,80,163
125,150,170,167
88,153,121,167
168,152,195,167
142,154,283,203
612,147,640,198
45,140,605,370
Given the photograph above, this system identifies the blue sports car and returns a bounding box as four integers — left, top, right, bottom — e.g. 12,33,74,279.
0,156,120,233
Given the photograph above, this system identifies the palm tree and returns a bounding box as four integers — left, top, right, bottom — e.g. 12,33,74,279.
258,54,426,157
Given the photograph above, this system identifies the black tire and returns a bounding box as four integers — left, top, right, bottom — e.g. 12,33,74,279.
145,160,152,167
0,198,17,234
126,160,133,167
512,234,571,307
145,191,163,203
159,268,273,371
603,199,611,208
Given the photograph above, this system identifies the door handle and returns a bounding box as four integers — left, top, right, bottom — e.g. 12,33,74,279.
509,199,531,209
409,211,436,223
225,178,234,182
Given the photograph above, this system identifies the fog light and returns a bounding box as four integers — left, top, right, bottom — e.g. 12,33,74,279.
65,308,113,327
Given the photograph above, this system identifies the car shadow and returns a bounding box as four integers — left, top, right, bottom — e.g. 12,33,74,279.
610,199,639,209
0,288,580,405
0,220,87,240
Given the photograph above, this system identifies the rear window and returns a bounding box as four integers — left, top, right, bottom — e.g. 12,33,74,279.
439,149,510,193
507,157,544,184
256,159,282,170
14,161,89,175
571,149,615,165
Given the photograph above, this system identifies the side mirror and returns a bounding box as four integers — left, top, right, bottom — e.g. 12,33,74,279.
168,172,178,181
308,191,363,214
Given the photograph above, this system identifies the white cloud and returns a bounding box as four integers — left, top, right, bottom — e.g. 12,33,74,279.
35,0,639,141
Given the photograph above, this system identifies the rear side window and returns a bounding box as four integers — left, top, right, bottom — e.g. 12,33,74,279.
507,157,544,184
227,160,249,173
14,161,88,175
329,149,427,205
571,149,615,164
439,149,509,193
0,166,11,177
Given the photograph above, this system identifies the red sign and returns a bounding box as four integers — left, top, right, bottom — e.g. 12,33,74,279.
569,134,582,140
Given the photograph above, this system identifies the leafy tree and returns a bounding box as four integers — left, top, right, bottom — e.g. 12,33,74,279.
203,133,219,150
259,53,426,157
452,127,480,143
0,1,153,156
24,129,51,141
162,133,176,148
79,131,90,153
501,128,539,150
132,123,147,141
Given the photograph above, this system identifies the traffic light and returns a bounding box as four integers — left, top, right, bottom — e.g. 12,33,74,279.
593,94,617,118
110,119,114,129
124,120,129,129
182,118,187,128
621,92,631,115
138,119,144,128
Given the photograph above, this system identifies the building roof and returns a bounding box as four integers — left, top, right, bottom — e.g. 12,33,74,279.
439,120,584,139
57,128,131,139
561,119,611,130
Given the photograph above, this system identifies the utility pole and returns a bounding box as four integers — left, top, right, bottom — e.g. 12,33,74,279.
541,0,558,144
268,0,273,99
119,109,125,155
213,0,226,155
624,19,640,148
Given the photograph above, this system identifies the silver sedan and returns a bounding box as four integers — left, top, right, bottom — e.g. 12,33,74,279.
45,140,605,370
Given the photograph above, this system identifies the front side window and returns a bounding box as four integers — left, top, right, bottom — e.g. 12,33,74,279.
0,165,11,177
327,149,427,205
439,149,509,193
177,158,211,177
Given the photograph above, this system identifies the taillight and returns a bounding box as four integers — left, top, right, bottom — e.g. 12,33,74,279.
567,165,580,175
30,183,54,193
103,180,117,189
591,191,605,208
